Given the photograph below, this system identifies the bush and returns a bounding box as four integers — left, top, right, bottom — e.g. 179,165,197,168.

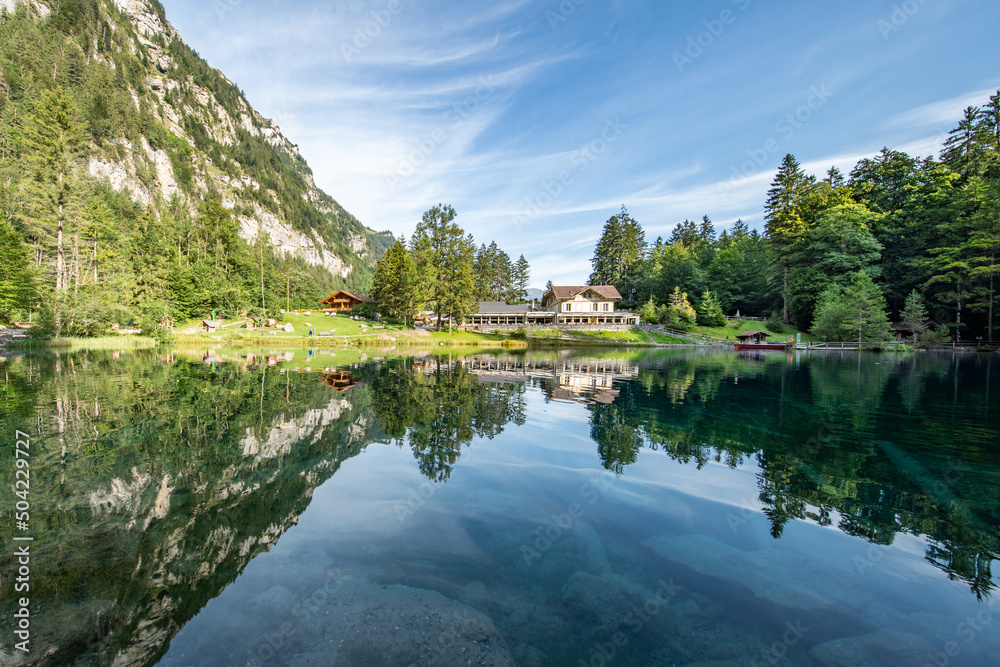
916,326,950,348
508,328,528,340
765,311,785,334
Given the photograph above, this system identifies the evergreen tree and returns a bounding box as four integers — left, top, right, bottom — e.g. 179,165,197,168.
900,289,929,346
20,87,85,336
967,177,1000,342
666,286,696,329
0,219,35,321
589,205,646,300
765,154,812,324
695,290,726,327
512,254,530,303
843,271,892,343
412,204,476,331
370,238,409,320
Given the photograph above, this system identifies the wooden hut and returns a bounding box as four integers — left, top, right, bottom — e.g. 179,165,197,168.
200,320,219,333
320,291,376,312
735,331,770,344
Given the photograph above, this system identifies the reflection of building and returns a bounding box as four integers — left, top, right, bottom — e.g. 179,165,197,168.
322,370,363,392
461,355,639,404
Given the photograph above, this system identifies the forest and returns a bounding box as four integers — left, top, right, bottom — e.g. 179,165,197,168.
588,91,1000,344
0,0,392,338
369,204,531,328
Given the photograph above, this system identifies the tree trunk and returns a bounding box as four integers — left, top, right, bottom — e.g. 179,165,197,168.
782,263,790,324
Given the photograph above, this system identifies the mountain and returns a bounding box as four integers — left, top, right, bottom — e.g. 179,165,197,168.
0,0,394,332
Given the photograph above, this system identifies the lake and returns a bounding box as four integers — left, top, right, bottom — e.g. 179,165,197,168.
1,347,998,666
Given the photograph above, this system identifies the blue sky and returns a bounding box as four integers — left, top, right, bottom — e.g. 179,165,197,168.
160,0,1000,288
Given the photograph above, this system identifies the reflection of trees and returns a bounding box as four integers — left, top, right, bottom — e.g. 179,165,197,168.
367,358,527,482
0,350,380,664
586,351,1000,598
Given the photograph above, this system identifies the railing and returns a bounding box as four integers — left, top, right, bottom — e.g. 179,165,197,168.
806,341,906,349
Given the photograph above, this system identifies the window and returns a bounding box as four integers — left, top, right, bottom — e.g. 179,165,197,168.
603,303,609,311
593,303,598,311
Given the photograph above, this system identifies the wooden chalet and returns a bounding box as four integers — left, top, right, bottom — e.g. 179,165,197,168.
540,286,639,326
735,331,770,344
200,320,219,333
320,291,376,312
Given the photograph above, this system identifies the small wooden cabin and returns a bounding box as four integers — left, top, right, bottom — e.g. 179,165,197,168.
201,320,219,333
735,331,770,344
320,291,376,312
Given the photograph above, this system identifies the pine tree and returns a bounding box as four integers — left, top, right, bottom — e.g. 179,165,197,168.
0,219,35,321
20,87,85,336
696,290,726,327
589,205,646,299
512,254,530,303
843,271,892,343
412,205,475,331
371,238,407,319
667,286,696,328
900,289,929,346
765,154,812,324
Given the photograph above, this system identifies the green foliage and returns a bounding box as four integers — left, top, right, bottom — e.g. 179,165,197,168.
0,3,391,336
0,218,35,321
695,290,726,327
638,296,659,324
765,311,785,334
811,272,891,342
900,290,929,345
590,205,646,299
666,287,696,329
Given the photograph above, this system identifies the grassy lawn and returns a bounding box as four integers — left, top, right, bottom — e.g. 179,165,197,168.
173,313,517,347
689,320,820,343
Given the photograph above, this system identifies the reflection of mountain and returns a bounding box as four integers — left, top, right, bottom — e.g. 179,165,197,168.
1,348,996,665
0,352,384,666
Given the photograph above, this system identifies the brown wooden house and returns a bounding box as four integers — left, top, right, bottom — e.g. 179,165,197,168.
320,291,376,312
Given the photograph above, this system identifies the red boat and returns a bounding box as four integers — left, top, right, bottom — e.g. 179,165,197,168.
733,330,790,351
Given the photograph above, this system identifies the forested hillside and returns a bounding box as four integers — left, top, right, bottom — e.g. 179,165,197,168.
0,0,394,336
589,93,1000,343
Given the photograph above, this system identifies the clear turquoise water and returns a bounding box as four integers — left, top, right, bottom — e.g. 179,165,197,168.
2,348,998,665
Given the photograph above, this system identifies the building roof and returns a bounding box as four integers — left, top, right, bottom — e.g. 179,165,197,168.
735,330,770,339
544,285,623,301
202,320,219,327
476,301,531,314
321,290,376,305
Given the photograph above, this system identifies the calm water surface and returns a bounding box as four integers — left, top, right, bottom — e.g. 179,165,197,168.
1,347,998,666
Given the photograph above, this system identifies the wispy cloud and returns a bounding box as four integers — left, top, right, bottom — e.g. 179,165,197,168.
884,89,997,129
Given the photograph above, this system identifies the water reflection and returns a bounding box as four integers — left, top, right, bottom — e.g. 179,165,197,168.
0,348,997,665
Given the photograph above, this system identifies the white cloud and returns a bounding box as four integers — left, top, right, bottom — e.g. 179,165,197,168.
884,89,996,129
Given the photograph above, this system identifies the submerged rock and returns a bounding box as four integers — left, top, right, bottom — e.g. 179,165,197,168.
809,629,935,666
162,575,514,667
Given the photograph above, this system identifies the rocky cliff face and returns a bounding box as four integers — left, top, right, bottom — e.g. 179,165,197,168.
5,0,392,284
